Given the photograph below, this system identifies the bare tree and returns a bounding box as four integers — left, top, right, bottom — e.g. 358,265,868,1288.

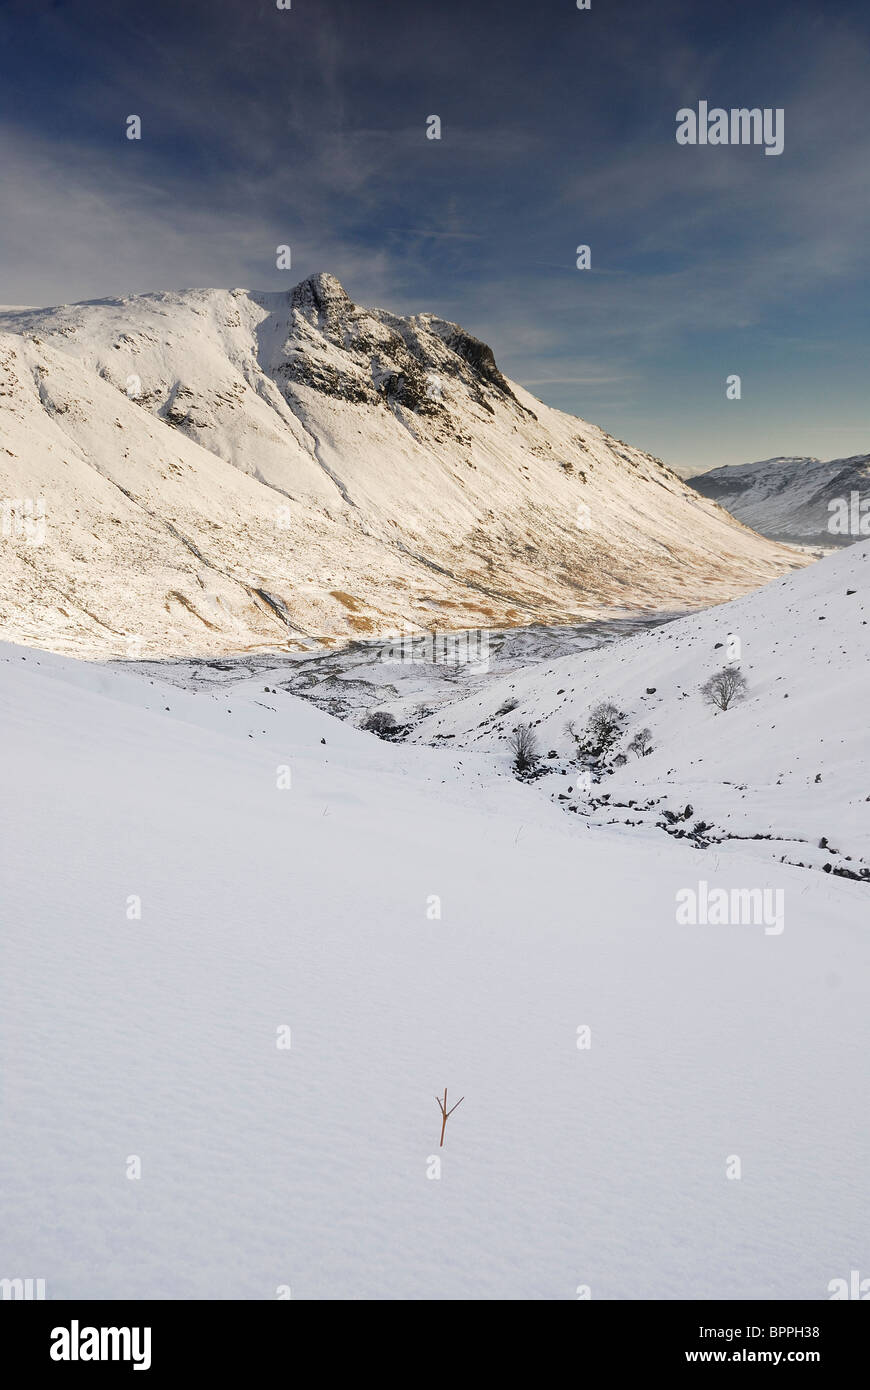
586,701,626,754
628,727,653,758
435,1088,464,1147
701,666,748,711
507,722,540,772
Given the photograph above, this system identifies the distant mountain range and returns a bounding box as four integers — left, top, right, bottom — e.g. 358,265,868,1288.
687,454,870,547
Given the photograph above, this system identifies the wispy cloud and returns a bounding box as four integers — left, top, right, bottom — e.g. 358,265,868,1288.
0,0,868,469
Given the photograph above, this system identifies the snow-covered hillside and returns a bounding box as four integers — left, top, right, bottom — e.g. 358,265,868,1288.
410,543,870,880
688,454,870,547
0,275,803,659
2,636,868,1299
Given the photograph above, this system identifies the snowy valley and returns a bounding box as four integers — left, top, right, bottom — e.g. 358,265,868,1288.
2,537,868,1298
1,278,868,1303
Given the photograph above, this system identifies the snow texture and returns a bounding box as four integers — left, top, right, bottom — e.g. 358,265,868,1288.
1,541,868,1299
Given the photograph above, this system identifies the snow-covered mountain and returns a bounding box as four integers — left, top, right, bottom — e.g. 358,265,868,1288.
687,454,870,547
0,275,803,658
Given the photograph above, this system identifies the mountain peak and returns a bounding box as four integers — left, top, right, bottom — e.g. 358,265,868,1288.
289,272,353,326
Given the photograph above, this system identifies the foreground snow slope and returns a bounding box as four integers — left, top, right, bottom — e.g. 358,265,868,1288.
2,642,868,1299
413,544,870,877
0,275,802,658
688,454,870,547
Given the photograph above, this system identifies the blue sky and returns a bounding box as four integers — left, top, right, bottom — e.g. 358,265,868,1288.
1,0,867,472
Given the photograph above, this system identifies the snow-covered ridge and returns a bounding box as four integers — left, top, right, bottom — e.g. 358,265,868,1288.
0,275,804,658
687,453,870,546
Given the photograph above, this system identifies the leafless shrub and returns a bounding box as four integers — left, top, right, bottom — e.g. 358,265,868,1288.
628,727,653,757
701,666,748,711
507,722,540,773
586,701,626,754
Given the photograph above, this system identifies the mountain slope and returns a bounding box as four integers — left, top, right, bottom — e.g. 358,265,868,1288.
0,275,804,658
410,541,870,878
688,454,870,546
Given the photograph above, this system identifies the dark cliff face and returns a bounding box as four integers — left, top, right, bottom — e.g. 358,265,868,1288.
289,272,356,335
275,273,524,420
439,325,516,399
